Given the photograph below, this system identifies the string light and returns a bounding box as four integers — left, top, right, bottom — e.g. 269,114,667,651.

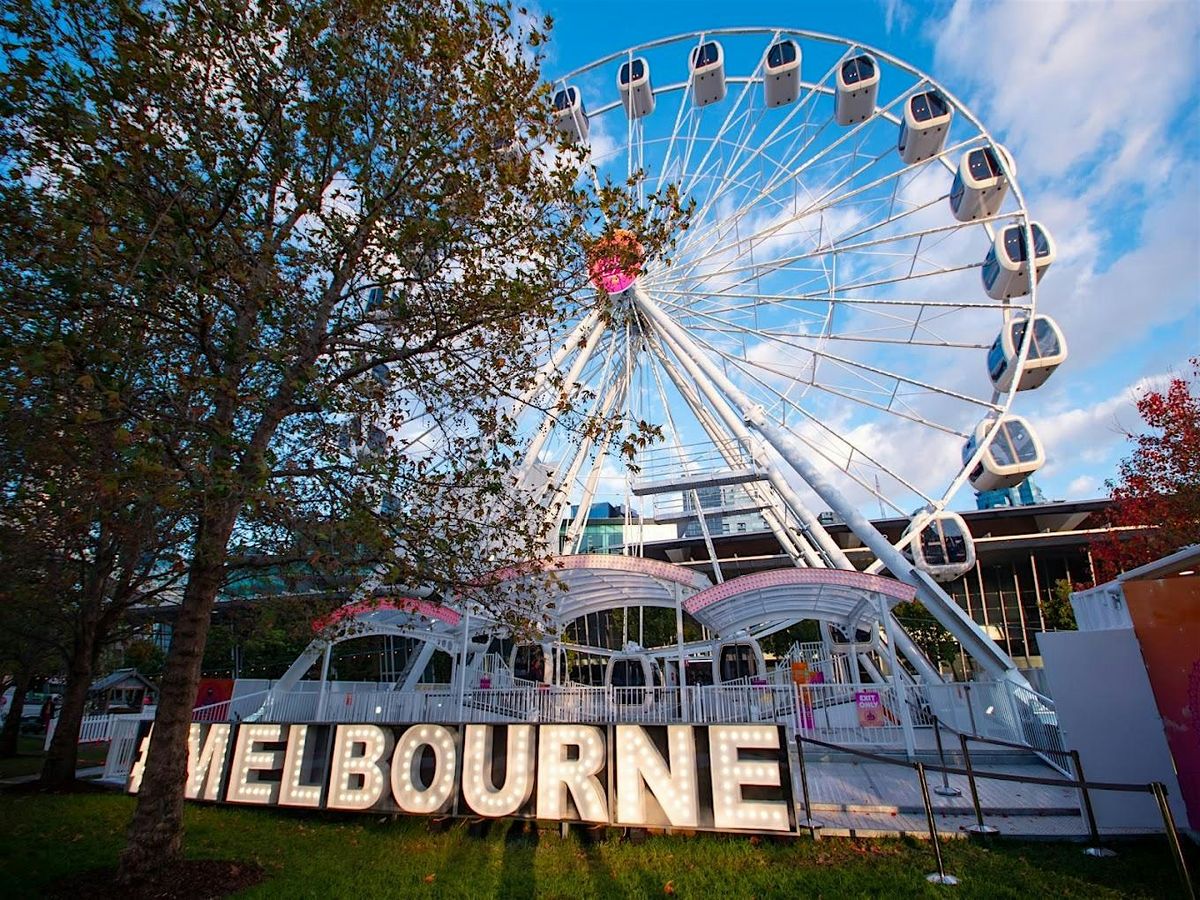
390,725,458,814
280,724,322,807
185,723,231,801
228,724,286,805
127,726,154,793
327,725,392,811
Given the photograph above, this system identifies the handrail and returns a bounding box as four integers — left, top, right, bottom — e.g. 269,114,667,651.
795,733,1194,897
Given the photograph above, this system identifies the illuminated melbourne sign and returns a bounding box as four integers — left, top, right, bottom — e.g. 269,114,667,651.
128,723,798,833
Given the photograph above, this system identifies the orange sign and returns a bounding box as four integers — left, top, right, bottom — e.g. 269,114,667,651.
791,661,811,686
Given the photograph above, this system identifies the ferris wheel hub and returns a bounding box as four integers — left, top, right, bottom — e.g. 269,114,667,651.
587,229,645,295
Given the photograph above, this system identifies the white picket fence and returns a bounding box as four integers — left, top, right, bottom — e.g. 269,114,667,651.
44,708,156,750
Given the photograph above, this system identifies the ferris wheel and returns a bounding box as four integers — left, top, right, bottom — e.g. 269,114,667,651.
511,28,1067,684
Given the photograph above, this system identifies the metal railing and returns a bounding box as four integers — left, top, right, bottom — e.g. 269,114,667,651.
795,732,1195,897
796,683,907,748
909,680,1070,774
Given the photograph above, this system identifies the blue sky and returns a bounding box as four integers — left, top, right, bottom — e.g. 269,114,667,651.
530,0,1200,512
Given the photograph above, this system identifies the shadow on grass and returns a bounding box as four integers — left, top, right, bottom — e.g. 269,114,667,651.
497,819,539,898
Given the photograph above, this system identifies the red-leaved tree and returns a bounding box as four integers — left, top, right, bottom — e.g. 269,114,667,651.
1091,359,1200,583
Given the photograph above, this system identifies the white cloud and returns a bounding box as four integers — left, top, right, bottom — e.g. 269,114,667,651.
929,0,1200,502
1029,372,1171,491
934,1,1199,196
1067,475,1098,497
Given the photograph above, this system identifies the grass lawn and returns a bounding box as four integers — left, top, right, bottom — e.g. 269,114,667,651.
0,791,1194,898
0,735,108,780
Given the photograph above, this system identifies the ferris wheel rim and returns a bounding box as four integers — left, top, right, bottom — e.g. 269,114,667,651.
543,26,1046,549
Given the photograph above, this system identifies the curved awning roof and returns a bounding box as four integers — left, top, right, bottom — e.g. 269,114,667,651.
483,554,712,628
313,597,464,640
683,568,916,635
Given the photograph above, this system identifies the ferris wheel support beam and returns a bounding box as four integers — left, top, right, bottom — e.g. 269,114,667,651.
635,285,1027,688
644,309,845,569
515,308,604,411
648,338,819,568
540,360,634,548
516,312,608,486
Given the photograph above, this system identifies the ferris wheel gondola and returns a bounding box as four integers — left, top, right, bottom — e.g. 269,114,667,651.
988,314,1068,393
763,40,801,107
982,221,1056,300
835,53,879,125
688,40,727,107
904,511,976,582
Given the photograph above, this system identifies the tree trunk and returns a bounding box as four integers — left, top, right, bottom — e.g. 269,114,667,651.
118,505,239,882
0,669,32,758
40,613,102,787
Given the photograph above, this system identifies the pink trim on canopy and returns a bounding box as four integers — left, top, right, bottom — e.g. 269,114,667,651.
683,568,916,616
482,554,710,591
312,597,462,634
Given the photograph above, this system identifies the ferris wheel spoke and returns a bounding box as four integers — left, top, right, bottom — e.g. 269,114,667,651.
655,295,1001,414
670,81,917,265
676,42,771,204
665,135,985,291
677,328,932,510
653,287,1015,312
679,211,999,288
676,54,851,259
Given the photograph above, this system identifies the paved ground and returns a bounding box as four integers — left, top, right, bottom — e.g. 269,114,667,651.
797,752,1163,840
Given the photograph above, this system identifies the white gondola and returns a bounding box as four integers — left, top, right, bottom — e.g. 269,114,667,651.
689,41,726,108
711,633,766,684
949,144,1015,222
605,643,662,707
897,90,952,164
552,86,588,143
981,221,1056,300
763,40,801,108
617,57,655,119
988,314,1068,393
903,512,975,582
963,415,1045,492
510,642,564,685
835,53,879,125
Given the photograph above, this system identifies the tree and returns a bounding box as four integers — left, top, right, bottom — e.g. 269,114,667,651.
0,0,643,880
122,639,167,679
891,600,960,671
1041,579,1077,631
1090,359,1200,583
0,299,191,786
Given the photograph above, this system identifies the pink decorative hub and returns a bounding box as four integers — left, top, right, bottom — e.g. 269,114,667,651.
588,229,643,294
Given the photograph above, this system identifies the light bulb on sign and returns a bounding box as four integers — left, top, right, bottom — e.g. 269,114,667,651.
391,724,458,814
461,724,535,818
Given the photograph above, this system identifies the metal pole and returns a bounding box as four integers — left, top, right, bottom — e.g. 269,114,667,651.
795,739,823,838
1151,782,1196,899
932,717,962,797
878,595,917,758
455,609,470,723
918,762,957,885
964,683,977,735
960,734,998,836
1071,750,1114,857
